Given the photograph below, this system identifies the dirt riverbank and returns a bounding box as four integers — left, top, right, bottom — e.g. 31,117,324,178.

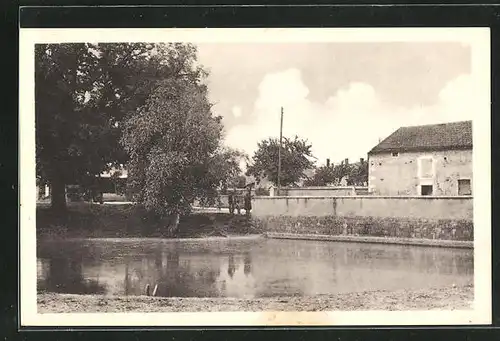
38,284,473,313
37,203,260,239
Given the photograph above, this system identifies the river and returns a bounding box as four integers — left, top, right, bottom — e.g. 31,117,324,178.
37,237,473,298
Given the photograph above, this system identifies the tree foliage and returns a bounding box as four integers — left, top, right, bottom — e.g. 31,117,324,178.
304,159,368,186
346,159,369,186
121,55,245,228
36,43,105,210
231,175,248,189
303,165,336,187
246,136,315,187
35,42,209,211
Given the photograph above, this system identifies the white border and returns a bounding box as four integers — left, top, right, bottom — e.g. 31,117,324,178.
19,27,492,327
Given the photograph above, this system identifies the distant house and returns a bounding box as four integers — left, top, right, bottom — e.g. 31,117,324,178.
367,120,472,196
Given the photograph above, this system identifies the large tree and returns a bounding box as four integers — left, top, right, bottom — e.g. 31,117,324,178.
121,58,245,234
246,136,315,187
36,43,106,211
35,42,202,211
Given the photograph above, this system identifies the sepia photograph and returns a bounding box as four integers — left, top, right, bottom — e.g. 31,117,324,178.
19,28,491,326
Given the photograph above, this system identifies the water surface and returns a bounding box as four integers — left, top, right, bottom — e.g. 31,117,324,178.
37,237,473,298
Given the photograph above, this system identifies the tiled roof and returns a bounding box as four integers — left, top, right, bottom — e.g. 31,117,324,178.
368,120,472,154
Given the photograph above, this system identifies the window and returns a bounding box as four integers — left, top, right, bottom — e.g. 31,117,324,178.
418,157,434,179
392,152,399,157
458,179,472,195
421,185,433,196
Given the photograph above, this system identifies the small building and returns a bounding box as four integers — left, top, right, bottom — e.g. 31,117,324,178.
367,120,472,196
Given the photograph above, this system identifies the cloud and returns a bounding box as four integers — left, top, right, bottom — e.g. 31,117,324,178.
224,68,480,167
434,73,486,122
231,106,242,118
254,69,310,111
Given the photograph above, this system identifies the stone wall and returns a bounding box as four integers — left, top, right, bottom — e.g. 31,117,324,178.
368,149,473,196
252,196,473,241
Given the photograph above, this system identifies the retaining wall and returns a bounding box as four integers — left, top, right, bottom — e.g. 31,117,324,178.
252,196,473,242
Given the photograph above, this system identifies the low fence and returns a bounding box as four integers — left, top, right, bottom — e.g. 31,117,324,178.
251,196,473,242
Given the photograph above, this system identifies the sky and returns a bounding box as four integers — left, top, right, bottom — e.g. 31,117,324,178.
196,42,475,168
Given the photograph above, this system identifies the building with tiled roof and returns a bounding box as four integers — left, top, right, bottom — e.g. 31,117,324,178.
369,120,472,154
367,121,473,196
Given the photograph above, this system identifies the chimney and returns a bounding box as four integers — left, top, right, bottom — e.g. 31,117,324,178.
345,158,349,165
360,158,364,163
326,158,330,167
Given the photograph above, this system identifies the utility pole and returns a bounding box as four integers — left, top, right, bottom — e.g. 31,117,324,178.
278,107,283,195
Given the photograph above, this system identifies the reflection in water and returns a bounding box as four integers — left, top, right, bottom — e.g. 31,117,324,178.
228,255,236,278
244,253,251,276
120,250,222,298
37,238,474,298
37,250,106,295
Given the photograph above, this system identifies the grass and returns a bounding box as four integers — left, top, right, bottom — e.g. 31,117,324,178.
36,203,262,239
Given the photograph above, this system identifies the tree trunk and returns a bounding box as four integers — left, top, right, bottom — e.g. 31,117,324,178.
166,212,180,236
50,178,67,212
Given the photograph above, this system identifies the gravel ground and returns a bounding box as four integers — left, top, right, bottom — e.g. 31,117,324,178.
38,284,473,313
